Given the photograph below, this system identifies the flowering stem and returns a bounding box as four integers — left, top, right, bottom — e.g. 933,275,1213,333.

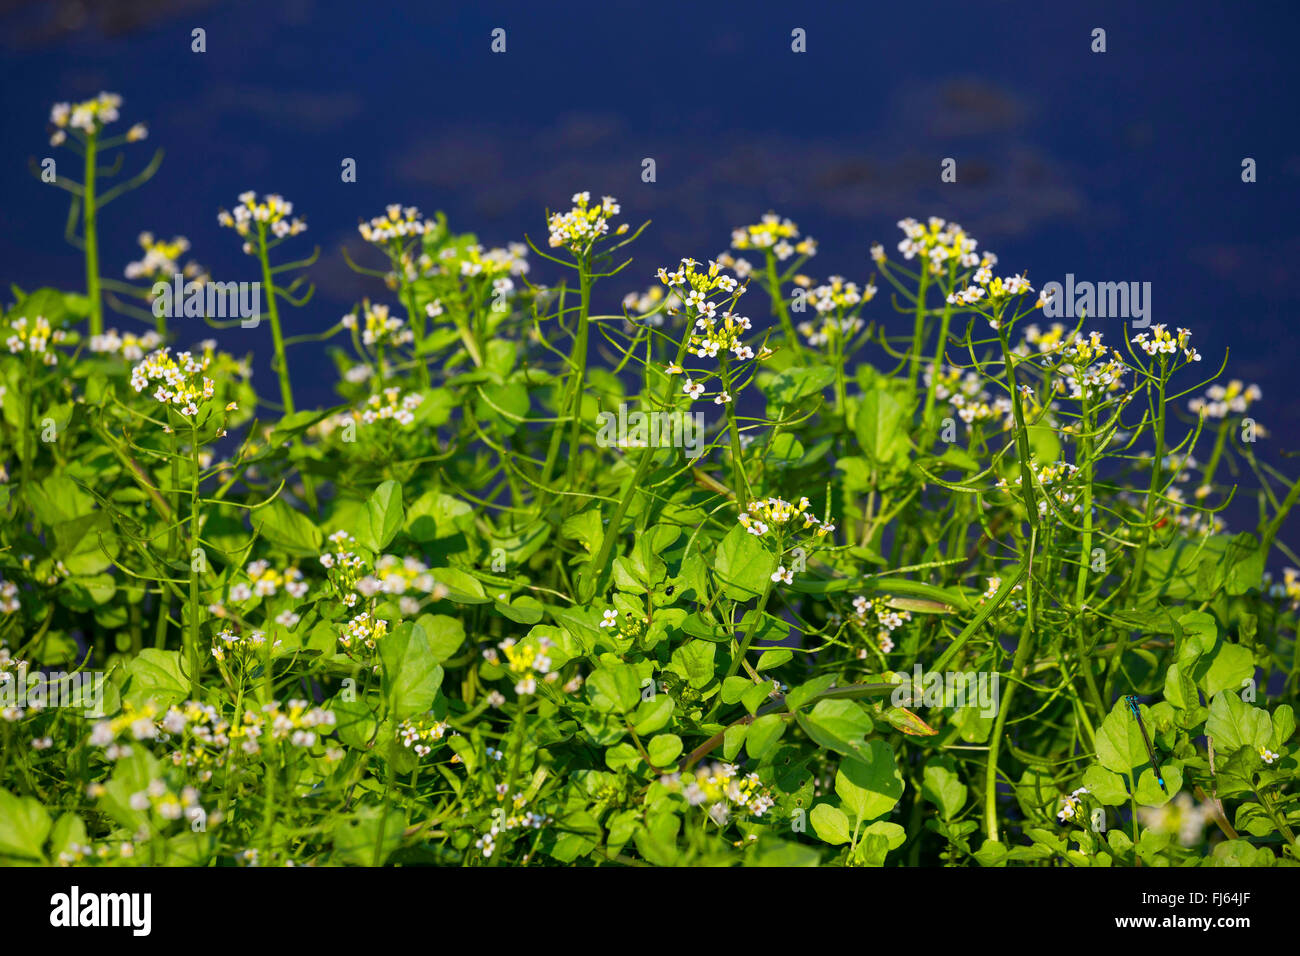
400,280,431,389
907,268,930,391
765,253,803,362
721,574,775,685
562,265,593,502
1108,359,1167,696
984,526,1037,841
1073,394,1106,716
921,298,954,429
19,350,34,501
999,327,1040,533
256,225,317,511
720,360,750,511
83,132,103,337
257,228,296,417
186,425,202,698
583,446,657,603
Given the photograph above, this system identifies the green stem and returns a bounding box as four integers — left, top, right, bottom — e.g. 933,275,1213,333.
562,266,593,505
766,253,803,362
984,527,1038,841
1108,360,1166,696
84,133,102,337
907,268,930,391
721,359,750,510
584,447,657,602
257,226,317,511
186,427,202,698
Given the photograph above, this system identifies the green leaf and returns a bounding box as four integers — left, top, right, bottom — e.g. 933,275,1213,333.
1205,691,1272,757
669,640,716,691
745,713,787,760
854,388,908,467
1082,764,1130,806
764,364,836,408
648,734,683,767
1198,641,1255,700
251,499,322,555
835,741,904,821
633,695,674,735
0,789,51,862
332,807,405,865
921,760,968,820
122,649,189,709
756,648,793,670
796,698,874,761
430,567,490,603
587,663,641,714
714,524,776,601
361,480,404,551
810,803,852,845
417,614,465,664
1095,699,1149,779
380,621,444,720
560,509,604,554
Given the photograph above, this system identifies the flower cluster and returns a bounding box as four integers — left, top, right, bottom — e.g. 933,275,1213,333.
87,701,163,760
89,328,163,361
211,627,283,663
1188,380,1261,419
476,804,555,859
319,531,368,607
997,458,1082,516
796,274,874,348
892,217,988,277
497,636,556,696
1017,326,1128,403
1136,792,1211,847
0,581,19,615
621,285,679,326
125,232,208,286
848,596,912,653
547,192,623,253
926,364,1013,427
731,213,816,261
336,387,425,429
355,555,444,616
430,242,530,280
658,762,776,821
130,346,221,418
217,192,307,242
397,714,451,758
123,778,205,825
228,559,309,603
49,92,144,144
6,315,66,365
597,607,649,641
344,303,415,348
358,205,435,244
737,496,834,540
1132,324,1200,363
338,612,389,655
1057,786,1089,822
1267,568,1300,610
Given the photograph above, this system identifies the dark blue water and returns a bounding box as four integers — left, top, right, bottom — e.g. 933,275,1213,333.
2,0,1297,540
